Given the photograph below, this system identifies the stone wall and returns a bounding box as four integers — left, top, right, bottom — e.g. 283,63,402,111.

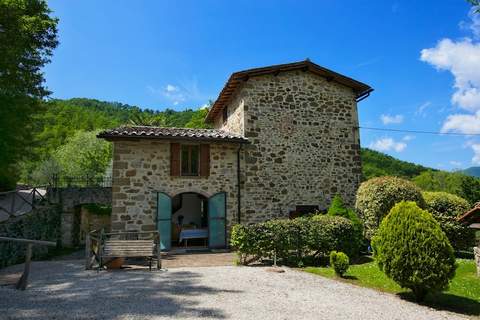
213,70,362,224
111,140,240,234
50,187,111,247
0,203,61,268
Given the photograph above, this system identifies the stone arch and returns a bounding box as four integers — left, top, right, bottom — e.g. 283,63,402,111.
52,187,112,247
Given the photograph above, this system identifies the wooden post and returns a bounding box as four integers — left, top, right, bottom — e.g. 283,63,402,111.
157,233,162,270
16,243,32,290
85,233,91,270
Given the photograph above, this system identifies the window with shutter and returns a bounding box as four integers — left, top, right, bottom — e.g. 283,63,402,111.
199,144,210,177
170,143,181,176
181,145,200,176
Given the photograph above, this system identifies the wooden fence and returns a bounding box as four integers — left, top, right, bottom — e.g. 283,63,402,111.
0,237,57,290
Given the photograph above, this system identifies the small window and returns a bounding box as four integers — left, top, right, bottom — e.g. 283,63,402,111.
181,145,199,176
222,106,228,123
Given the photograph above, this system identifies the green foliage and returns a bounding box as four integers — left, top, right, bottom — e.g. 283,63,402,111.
356,176,426,240
361,148,431,180
82,203,112,216
0,0,58,190
53,130,112,178
230,215,362,266
372,201,457,301
423,191,476,251
20,98,211,184
413,170,480,205
328,195,364,242
329,251,349,276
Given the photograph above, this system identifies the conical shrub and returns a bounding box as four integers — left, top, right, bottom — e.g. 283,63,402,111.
372,201,456,301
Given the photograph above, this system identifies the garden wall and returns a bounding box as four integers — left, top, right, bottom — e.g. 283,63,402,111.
0,203,61,268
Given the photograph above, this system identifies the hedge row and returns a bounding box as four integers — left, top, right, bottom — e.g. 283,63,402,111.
230,215,362,265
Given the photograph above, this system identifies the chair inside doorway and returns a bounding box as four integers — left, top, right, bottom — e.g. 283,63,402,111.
171,192,209,249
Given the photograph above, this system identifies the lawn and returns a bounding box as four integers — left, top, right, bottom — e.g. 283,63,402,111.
305,258,480,317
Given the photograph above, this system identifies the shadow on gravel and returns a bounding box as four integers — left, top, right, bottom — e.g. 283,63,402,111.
0,262,241,319
398,291,480,317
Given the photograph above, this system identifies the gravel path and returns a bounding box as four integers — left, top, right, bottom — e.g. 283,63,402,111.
0,260,468,320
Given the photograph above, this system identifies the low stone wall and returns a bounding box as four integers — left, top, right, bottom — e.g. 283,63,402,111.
474,247,480,277
0,203,61,268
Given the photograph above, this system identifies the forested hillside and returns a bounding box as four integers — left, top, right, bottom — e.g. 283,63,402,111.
20,98,480,205
361,148,432,180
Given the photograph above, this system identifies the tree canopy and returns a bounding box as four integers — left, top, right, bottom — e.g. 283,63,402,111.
0,0,58,190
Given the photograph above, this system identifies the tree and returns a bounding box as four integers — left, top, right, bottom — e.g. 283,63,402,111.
54,131,112,178
0,0,58,190
468,0,480,13
413,170,480,205
372,201,456,301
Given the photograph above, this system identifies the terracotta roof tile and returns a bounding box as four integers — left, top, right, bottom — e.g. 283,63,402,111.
97,126,248,143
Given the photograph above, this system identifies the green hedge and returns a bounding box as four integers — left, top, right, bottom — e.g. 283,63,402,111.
423,191,476,251
0,204,61,268
355,176,425,240
230,215,362,266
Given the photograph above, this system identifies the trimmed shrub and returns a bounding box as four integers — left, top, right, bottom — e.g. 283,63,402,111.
328,195,364,243
423,191,476,251
230,215,362,266
372,201,457,301
355,176,425,239
330,251,349,276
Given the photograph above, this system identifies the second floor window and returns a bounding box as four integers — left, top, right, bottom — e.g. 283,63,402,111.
181,145,199,176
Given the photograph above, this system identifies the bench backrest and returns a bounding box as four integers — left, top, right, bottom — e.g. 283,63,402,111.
103,240,155,258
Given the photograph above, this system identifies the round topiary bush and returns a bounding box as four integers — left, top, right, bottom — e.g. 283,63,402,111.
422,191,475,251
330,251,349,277
372,201,457,301
355,176,426,239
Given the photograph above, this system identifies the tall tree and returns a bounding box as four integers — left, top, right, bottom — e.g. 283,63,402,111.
0,0,58,190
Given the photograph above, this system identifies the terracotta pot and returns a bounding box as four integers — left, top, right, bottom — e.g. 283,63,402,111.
106,257,125,269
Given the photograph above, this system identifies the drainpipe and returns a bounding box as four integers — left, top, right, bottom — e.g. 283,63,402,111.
237,144,243,224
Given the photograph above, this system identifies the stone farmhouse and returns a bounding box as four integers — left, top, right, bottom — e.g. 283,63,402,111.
98,60,372,250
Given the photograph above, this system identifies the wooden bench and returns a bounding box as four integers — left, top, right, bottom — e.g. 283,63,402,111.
86,230,161,271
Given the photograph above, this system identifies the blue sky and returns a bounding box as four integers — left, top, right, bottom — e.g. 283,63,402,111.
45,0,480,170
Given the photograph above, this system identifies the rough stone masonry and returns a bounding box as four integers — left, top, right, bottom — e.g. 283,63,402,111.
103,61,369,240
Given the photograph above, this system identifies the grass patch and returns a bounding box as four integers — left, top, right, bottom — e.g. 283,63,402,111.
305,258,480,317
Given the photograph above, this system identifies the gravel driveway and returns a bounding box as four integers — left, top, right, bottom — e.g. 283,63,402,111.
0,260,467,320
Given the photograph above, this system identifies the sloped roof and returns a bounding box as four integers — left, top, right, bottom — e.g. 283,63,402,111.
205,59,373,123
97,126,248,143
457,202,480,223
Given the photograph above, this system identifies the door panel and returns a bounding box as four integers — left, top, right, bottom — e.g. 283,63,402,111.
157,192,172,250
208,192,226,248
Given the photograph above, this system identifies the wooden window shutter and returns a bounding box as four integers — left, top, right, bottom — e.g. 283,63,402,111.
170,143,181,176
199,144,210,177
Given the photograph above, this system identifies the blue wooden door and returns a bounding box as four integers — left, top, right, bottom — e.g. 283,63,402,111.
157,192,172,250
208,192,226,248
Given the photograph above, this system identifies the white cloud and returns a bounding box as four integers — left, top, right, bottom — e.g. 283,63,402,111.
165,84,179,92
369,138,407,152
420,38,480,112
472,143,480,164
449,160,462,167
441,111,480,134
402,135,415,141
415,101,431,117
380,114,404,125
147,77,209,106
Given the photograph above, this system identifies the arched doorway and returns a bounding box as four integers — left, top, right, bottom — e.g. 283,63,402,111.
157,191,226,251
